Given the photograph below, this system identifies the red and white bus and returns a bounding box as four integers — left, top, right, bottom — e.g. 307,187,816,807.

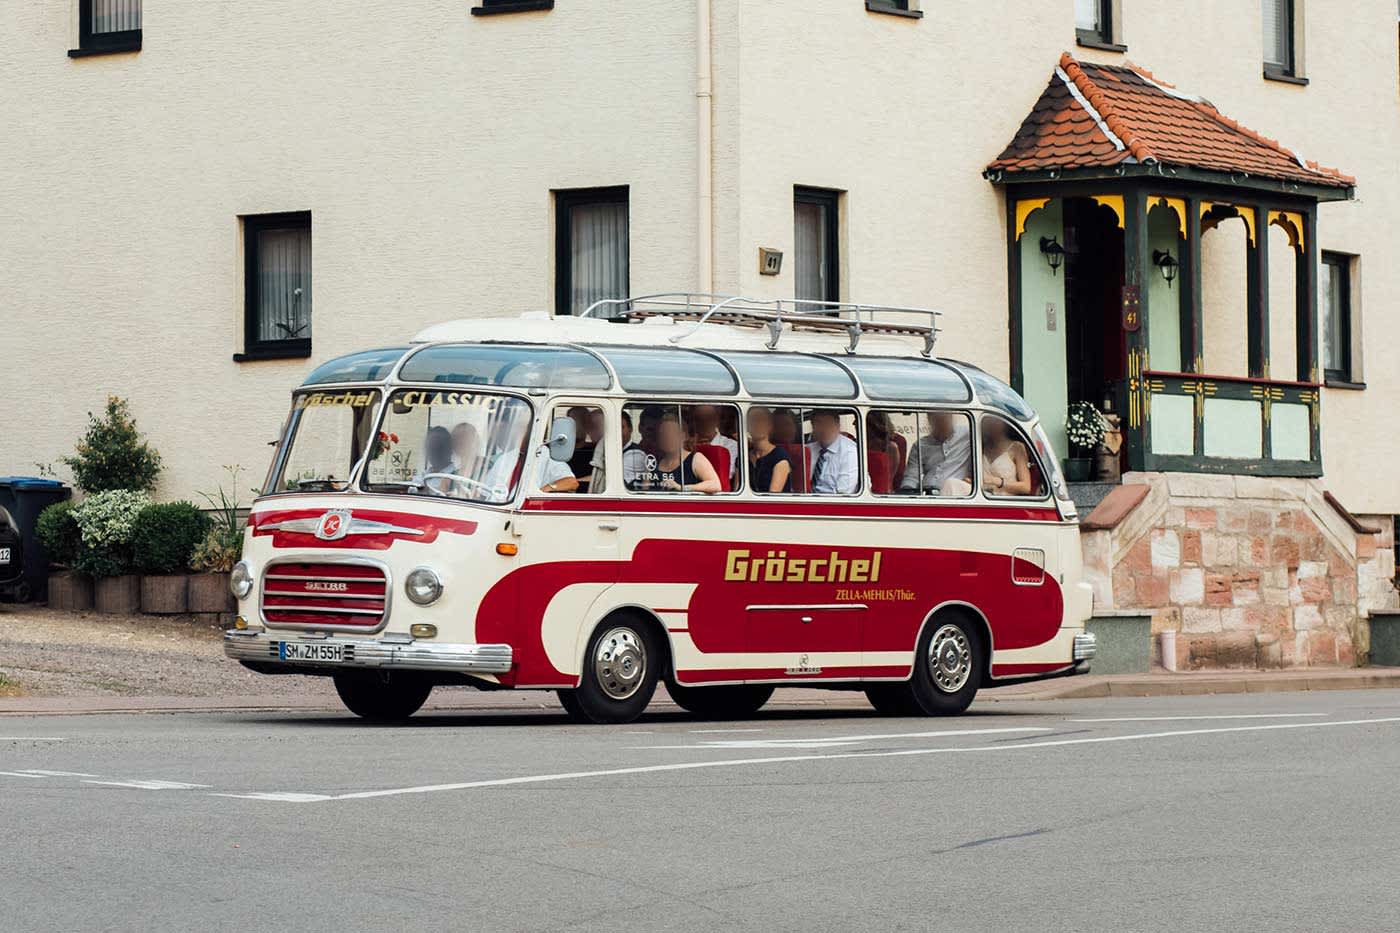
226,296,1095,722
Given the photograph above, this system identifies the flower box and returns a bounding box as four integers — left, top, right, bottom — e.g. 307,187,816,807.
188,572,234,614
140,574,189,614
47,571,94,611
93,574,141,614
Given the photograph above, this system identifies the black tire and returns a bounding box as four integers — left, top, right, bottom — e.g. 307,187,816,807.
557,617,661,724
666,681,774,720
863,684,918,716
333,671,433,722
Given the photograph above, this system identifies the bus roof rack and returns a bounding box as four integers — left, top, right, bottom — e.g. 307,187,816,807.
578,294,943,358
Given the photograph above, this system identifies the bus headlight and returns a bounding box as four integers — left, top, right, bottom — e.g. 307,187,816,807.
230,561,255,600
405,567,443,606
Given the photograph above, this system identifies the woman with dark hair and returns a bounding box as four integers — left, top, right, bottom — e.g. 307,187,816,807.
649,413,721,494
747,406,792,494
771,407,801,446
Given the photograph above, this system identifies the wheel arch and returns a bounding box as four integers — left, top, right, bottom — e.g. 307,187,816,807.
574,603,674,686
915,600,995,682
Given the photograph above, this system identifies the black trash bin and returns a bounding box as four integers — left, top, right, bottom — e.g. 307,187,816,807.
0,477,72,603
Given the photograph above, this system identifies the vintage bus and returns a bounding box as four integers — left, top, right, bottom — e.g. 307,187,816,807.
225,296,1095,723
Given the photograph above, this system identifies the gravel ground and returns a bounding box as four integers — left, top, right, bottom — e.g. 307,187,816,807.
0,603,333,699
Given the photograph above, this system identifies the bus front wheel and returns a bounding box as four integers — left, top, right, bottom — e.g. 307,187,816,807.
666,681,774,720
867,616,982,716
333,671,433,722
558,619,661,724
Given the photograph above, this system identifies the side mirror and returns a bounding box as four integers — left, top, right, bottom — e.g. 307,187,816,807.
547,417,576,462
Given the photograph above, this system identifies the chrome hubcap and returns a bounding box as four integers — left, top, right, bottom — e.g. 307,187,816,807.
927,624,972,694
594,627,646,700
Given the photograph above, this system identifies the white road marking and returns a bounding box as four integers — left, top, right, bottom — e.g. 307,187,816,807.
14,769,98,777
212,792,334,803
1071,714,1328,723
0,771,48,778
270,716,1400,803
690,728,764,734
633,726,1049,750
82,780,211,791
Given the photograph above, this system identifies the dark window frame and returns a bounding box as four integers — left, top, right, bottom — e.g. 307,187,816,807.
1262,0,1307,83
865,1,923,20
554,186,630,318
1076,0,1126,51
237,211,313,362
471,0,554,16
794,186,842,309
69,0,142,58
1321,251,1353,386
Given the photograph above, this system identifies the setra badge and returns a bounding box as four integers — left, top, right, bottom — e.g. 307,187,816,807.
315,510,352,541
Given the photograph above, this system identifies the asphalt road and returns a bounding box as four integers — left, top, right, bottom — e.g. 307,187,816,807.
3,689,1399,932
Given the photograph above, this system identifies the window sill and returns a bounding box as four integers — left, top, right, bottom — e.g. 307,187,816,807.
471,0,554,15
68,39,142,58
1324,378,1366,391
865,1,923,19
1075,31,1127,53
1263,67,1309,86
233,345,312,363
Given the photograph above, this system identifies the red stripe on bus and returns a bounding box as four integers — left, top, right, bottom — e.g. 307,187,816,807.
520,497,1064,522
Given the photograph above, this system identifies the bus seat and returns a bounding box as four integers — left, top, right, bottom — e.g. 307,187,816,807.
694,444,731,491
781,443,809,493
867,450,892,494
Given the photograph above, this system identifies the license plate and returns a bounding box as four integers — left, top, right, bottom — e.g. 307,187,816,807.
0,548,9,564
279,641,344,663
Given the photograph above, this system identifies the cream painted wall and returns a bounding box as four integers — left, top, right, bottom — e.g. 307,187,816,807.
3,0,1399,511
1201,218,1252,377
1018,203,1069,458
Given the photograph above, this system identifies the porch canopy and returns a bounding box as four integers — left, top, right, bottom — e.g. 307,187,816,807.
985,53,1354,477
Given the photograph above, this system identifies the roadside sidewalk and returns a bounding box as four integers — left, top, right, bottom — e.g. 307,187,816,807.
3,667,1398,716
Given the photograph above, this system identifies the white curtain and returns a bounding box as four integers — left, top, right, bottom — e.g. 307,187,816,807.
570,201,628,316
93,0,141,34
257,228,312,343
1262,0,1289,67
794,200,827,307
1074,0,1100,30
1321,261,1342,372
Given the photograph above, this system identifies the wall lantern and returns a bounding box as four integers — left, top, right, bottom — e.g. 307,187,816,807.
1039,236,1065,275
1152,249,1180,287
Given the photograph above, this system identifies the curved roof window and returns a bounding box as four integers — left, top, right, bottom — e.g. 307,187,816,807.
724,352,858,399
397,344,611,389
836,356,971,404
595,346,738,395
954,362,1036,420
302,347,409,386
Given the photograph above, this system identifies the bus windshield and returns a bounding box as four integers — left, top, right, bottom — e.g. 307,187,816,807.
266,390,382,494
360,389,534,504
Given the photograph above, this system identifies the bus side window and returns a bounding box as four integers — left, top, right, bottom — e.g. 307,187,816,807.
556,405,605,494
980,414,1047,498
873,410,975,498
795,407,861,496
621,403,739,494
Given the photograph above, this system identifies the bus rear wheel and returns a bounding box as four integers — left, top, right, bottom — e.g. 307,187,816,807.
557,619,660,724
333,671,433,722
666,681,774,720
868,616,983,716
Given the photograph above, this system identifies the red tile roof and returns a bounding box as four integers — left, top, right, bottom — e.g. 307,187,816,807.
987,53,1354,189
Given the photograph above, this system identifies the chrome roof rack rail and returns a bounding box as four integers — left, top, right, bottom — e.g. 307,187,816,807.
577,294,943,357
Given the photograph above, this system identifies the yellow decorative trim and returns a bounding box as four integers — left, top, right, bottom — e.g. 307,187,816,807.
1199,201,1256,246
1238,207,1257,246
1014,198,1051,241
1091,195,1125,230
1267,210,1306,252
1149,196,1188,239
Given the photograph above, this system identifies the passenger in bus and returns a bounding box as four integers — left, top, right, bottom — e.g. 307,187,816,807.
865,412,901,491
900,412,972,495
420,426,457,495
746,406,793,494
806,409,858,495
566,406,597,492
979,416,1034,496
640,413,721,494
449,423,481,492
689,404,739,482
620,411,648,486
771,408,801,446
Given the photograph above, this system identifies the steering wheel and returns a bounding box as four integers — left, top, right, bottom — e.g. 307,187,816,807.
420,472,499,498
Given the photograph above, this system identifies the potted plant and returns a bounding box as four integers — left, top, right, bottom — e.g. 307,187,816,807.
72,489,151,613
35,500,92,611
1064,401,1105,483
188,467,246,615
132,501,211,614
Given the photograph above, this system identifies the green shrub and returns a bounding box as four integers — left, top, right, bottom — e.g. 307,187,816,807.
62,396,163,494
35,500,82,569
190,465,246,572
131,502,211,575
72,489,152,578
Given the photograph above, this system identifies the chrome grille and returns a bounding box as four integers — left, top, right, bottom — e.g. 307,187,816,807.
261,562,388,629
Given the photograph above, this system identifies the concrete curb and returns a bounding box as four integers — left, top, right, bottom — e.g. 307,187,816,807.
3,669,1398,716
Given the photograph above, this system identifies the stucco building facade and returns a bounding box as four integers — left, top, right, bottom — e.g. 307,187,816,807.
3,0,1398,664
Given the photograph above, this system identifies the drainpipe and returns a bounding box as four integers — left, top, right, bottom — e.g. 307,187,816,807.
696,0,714,294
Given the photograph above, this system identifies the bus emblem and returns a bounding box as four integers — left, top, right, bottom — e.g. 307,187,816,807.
316,510,352,541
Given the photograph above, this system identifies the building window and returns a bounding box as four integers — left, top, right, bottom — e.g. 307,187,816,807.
555,187,629,317
865,1,923,19
794,187,840,311
1321,252,1355,385
1075,0,1121,49
470,0,554,15
70,0,142,57
1262,0,1305,81
240,212,312,361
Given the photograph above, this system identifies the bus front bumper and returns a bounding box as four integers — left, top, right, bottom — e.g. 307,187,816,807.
224,629,513,674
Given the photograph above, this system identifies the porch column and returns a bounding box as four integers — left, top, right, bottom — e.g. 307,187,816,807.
1296,207,1319,383
1182,195,1204,372
1123,189,1149,471
1246,203,1269,379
